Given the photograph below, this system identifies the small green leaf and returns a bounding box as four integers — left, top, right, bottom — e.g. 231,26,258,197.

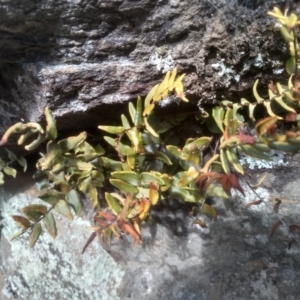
201,203,217,220
128,102,137,125
55,200,74,220
155,151,173,165
101,157,122,171
109,179,138,195
121,114,131,130
207,184,229,199
24,134,47,151
78,176,92,194
253,79,264,103
177,167,199,187
58,132,87,152
144,116,159,137
184,137,211,151
127,147,136,169
45,107,57,140
10,229,26,242
38,190,62,205
140,172,166,186
5,148,17,161
220,148,231,174
98,125,125,135
22,204,48,222
17,156,27,172
43,212,57,239
169,186,205,203
30,223,42,247
94,144,105,155
238,144,272,161
212,107,225,132
135,96,143,126
11,215,31,229
103,136,131,156
3,166,17,178
111,171,140,186
286,57,296,75
66,189,82,215
144,84,158,108
0,172,4,185
105,193,122,215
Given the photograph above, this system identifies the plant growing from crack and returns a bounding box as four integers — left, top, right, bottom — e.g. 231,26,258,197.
1,6,300,250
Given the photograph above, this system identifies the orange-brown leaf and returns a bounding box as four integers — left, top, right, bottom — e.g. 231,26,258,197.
96,211,116,222
270,220,283,237
82,231,97,254
221,174,245,196
246,200,262,207
194,217,208,228
118,219,142,245
235,134,256,144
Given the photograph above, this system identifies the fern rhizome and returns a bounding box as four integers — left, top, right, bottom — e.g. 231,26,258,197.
1,7,300,250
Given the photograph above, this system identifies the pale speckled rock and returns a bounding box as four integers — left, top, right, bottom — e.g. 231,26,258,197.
2,158,300,299
0,184,124,300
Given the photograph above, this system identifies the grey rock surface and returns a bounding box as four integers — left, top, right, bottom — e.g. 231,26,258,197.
0,174,124,300
0,0,291,136
1,157,300,299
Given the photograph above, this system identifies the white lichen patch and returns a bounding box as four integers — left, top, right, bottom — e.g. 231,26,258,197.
239,150,288,170
150,52,175,73
243,52,283,75
211,59,240,85
0,190,124,300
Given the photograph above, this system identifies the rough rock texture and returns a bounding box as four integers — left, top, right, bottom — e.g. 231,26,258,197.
2,156,300,299
114,158,300,300
0,174,124,300
0,0,292,135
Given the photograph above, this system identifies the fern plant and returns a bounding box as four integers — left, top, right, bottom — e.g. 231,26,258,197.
2,6,300,249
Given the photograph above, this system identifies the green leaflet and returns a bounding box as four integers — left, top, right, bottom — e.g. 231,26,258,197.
66,190,82,215
43,213,57,239
58,132,87,152
111,171,140,186
98,125,125,135
22,204,48,222
105,193,122,215
109,179,138,195
212,107,225,132
169,185,205,203
45,107,57,140
127,147,136,169
238,144,272,161
140,172,165,186
55,200,74,221
3,166,17,178
30,223,42,248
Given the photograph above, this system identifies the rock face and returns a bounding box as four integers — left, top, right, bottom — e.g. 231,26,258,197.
2,155,300,299
0,0,291,134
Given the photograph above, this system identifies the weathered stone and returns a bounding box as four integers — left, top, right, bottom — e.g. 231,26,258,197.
2,158,300,299
0,175,124,300
0,0,291,136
